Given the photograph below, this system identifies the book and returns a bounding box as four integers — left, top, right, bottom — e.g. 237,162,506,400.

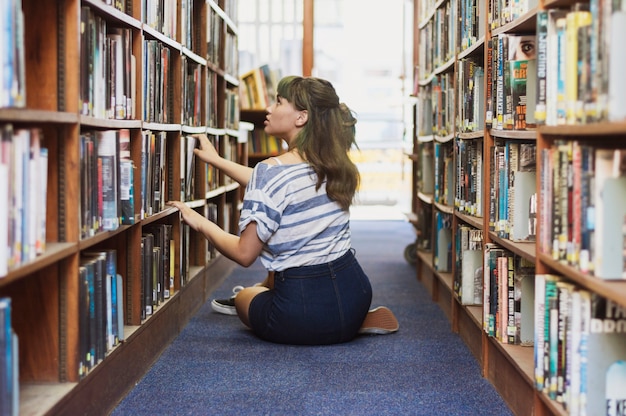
96,130,120,231
503,253,513,343
565,7,592,125
26,128,41,262
434,211,452,272
534,273,547,390
78,266,89,378
484,244,506,336
515,256,535,345
535,10,548,124
608,11,626,121
556,280,575,403
1,0,26,108
145,224,172,302
545,275,560,398
82,252,107,364
565,288,585,413
486,37,494,126
0,127,10,276
555,15,567,125
239,67,269,110
180,135,198,201
457,226,483,305
512,169,537,241
584,296,626,415
534,274,561,391
141,234,154,318
593,149,626,279
0,297,14,416
36,145,48,255
119,129,134,225
152,131,166,213
80,257,97,369
9,128,26,268
509,60,531,130
606,361,626,415
102,249,118,347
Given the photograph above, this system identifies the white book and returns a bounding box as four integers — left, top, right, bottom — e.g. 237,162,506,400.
534,273,547,390
11,129,27,267
584,297,626,415
26,129,40,262
606,361,626,416
36,147,48,255
512,171,537,241
566,289,583,414
608,11,626,121
593,149,626,279
461,249,482,305
96,130,119,231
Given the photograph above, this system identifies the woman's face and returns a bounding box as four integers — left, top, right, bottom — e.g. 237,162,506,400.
264,95,304,140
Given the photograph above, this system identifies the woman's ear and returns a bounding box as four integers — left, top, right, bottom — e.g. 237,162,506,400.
295,110,308,127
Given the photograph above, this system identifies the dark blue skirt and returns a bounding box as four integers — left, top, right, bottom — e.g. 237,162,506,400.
248,249,372,345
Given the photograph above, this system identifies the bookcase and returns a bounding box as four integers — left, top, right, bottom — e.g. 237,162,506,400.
412,0,626,414
0,0,243,414
240,109,285,166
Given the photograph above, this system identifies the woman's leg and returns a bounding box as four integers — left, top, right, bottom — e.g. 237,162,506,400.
234,286,269,328
259,271,275,289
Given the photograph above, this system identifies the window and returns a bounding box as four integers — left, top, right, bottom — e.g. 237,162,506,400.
238,0,304,76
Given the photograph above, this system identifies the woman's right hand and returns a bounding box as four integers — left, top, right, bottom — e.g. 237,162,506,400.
166,200,206,232
193,134,220,165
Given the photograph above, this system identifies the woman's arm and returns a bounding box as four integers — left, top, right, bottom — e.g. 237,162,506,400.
167,201,263,267
194,134,253,186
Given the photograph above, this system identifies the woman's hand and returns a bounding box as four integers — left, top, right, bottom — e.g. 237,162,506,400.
193,134,221,165
167,201,206,232
167,200,263,267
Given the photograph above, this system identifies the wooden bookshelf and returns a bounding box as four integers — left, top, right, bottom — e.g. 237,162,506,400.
240,109,285,165
0,0,242,414
411,0,626,414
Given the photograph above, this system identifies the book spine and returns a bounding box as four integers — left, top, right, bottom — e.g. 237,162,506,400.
486,38,494,126
555,16,567,124
0,127,12,275
546,277,559,399
507,253,516,344
534,274,546,390
535,10,548,124
556,282,572,403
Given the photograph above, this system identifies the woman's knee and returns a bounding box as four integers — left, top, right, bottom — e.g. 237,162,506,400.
234,286,269,327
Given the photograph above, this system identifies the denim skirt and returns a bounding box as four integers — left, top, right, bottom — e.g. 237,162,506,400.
248,249,373,345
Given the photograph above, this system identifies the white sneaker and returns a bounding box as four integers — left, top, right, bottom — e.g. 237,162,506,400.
210,285,244,315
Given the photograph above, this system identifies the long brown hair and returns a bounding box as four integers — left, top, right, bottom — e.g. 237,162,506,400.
276,76,360,211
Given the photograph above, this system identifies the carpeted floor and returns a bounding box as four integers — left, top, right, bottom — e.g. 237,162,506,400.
111,220,513,415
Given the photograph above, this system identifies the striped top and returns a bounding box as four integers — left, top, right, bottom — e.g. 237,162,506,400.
238,161,351,271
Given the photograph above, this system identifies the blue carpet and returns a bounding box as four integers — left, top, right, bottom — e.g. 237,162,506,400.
112,220,513,415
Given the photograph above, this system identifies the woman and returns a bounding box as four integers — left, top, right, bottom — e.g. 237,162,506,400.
168,76,398,345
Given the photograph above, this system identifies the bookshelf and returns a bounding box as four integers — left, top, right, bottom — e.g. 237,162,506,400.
240,109,285,166
0,0,243,414
412,0,626,414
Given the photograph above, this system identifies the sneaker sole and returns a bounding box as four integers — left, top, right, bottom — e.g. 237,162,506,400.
358,306,399,335
211,299,237,315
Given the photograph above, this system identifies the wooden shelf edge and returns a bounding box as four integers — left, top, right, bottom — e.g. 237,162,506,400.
39,255,236,416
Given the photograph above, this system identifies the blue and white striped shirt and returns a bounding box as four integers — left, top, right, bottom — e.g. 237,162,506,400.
239,161,351,271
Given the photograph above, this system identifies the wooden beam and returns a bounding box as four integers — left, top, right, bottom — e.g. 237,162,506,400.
303,0,314,76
